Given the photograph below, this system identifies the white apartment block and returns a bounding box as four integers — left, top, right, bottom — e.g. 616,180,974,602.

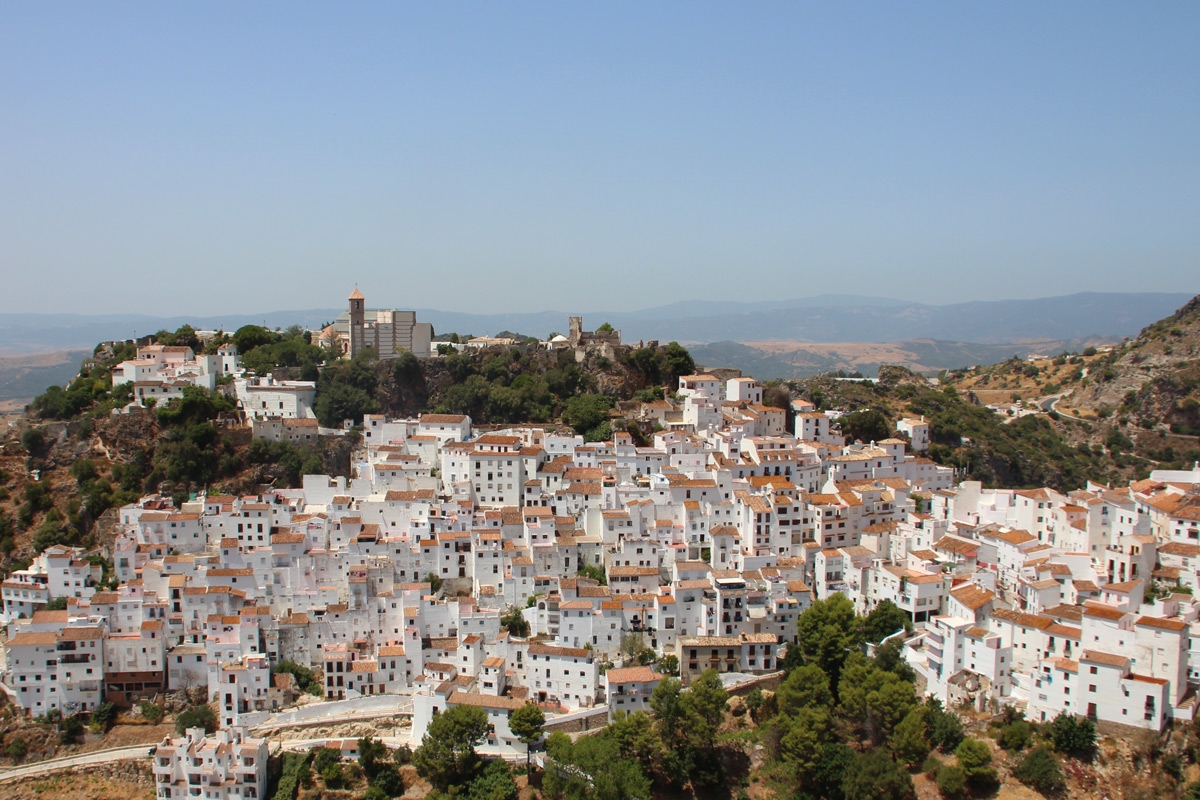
152,726,268,800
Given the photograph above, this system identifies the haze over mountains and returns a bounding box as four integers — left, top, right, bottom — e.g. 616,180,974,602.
0,292,1191,396
1,292,1190,352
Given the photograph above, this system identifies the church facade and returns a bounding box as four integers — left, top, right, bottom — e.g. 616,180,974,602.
329,289,433,360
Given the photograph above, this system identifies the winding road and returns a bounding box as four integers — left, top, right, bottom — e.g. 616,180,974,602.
1039,392,1086,422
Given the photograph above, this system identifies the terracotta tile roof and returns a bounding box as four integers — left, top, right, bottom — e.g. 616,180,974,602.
605,666,663,684
528,644,590,658
950,584,994,611
1081,650,1129,668
1137,616,1188,632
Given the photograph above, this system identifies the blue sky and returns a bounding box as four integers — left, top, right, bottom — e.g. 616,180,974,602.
2,3,1197,315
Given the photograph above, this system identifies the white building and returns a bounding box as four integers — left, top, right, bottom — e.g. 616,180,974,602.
235,376,317,421
604,665,663,720
152,726,268,800
897,417,931,452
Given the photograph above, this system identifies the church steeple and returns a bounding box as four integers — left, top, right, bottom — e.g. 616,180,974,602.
348,287,366,358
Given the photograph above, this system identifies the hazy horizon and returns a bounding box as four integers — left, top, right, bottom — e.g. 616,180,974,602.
3,3,1198,316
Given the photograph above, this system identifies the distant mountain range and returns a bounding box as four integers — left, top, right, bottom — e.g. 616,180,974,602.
0,292,1191,355
687,338,1111,381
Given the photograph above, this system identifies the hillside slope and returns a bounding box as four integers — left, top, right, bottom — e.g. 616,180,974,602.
1066,294,1200,436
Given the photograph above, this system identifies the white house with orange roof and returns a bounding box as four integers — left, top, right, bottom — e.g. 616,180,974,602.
604,665,663,719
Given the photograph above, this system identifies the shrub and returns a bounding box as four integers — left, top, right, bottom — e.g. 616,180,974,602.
929,705,965,752
892,707,932,768
90,701,118,732
5,737,27,761
998,719,1032,751
175,705,217,734
138,701,165,724
58,714,84,744
935,764,967,799
21,428,46,456
1048,711,1095,757
272,751,313,800
1013,745,1066,794
312,747,341,775
272,660,323,696
922,754,941,776
371,764,406,796
954,737,997,788
320,762,345,789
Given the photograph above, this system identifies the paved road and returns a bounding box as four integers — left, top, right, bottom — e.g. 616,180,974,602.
1040,393,1086,422
0,744,152,783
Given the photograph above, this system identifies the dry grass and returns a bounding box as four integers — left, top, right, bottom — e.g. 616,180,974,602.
1,771,153,800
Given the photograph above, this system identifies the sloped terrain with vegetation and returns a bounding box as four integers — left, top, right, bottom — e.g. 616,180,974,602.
1066,294,1200,436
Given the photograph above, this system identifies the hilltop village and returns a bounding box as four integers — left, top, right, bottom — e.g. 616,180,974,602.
3,293,1200,799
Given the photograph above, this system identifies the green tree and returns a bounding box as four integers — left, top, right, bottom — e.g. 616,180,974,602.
776,662,833,715
58,714,85,745
837,408,892,443
998,718,1032,751
892,707,931,769
1013,745,1066,794
927,701,964,753
71,458,98,486
21,427,46,456
858,600,909,644
509,702,546,767
793,594,857,691
867,676,917,740
662,342,695,381
411,704,491,791
370,763,406,797
358,735,389,778
90,701,118,732
1048,711,1095,757
543,728,652,800
465,759,518,800
175,705,218,734
774,706,831,779
650,676,691,786
954,737,997,789
231,325,279,354
576,563,607,584
799,742,855,800
313,747,341,775
562,394,614,439
935,765,967,800
837,652,915,742
425,572,443,594
500,605,530,637
314,349,381,426
605,710,663,773
842,750,913,800
683,668,728,751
